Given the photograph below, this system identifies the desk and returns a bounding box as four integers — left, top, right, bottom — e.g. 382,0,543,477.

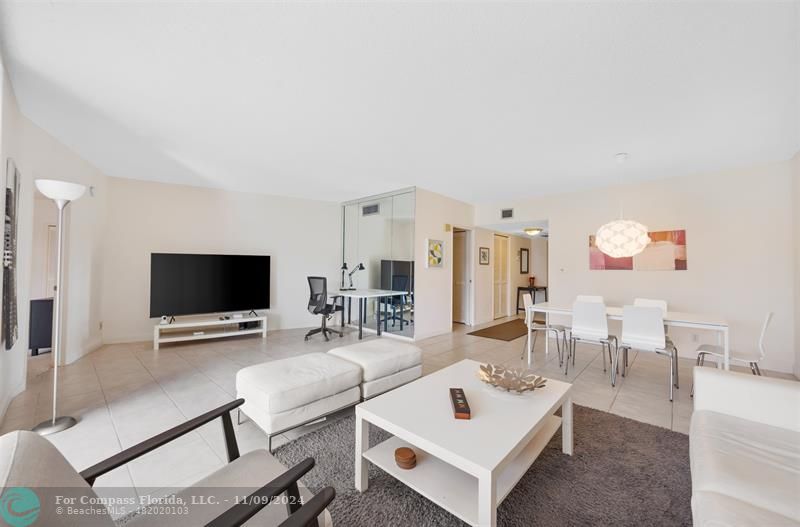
332,289,409,339
524,302,730,369
516,286,548,313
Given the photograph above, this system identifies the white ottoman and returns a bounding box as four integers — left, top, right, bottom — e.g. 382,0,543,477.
328,340,422,398
236,352,362,451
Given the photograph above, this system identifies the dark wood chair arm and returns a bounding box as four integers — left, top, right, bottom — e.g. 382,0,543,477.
278,487,335,527
80,398,245,486
204,458,318,527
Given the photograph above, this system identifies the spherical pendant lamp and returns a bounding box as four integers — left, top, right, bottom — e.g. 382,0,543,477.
595,219,651,258
595,153,651,258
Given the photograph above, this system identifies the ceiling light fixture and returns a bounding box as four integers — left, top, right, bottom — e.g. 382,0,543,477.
524,228,543,236
594,153,651,258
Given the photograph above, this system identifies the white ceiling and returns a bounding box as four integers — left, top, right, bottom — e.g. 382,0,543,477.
0,2,797,204
483,220,549,238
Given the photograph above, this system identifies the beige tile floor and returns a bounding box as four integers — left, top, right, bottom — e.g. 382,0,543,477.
0,316,791,516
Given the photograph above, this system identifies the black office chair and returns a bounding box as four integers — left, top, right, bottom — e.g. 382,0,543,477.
380,275,412,330
305,276,343,341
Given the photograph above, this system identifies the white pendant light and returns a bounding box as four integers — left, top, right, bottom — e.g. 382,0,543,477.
595,154,651,258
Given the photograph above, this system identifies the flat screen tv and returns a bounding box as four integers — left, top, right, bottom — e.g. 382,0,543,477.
149,253,270,318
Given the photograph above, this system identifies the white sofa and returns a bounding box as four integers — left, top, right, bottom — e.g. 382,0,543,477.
237,340,422,450
691,367,800,526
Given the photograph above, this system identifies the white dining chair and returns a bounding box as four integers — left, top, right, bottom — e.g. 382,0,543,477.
519,293,567,366
632,297,675,366
617,305,679,401
567,299,616,376
577,295,604,303
633,297,667,313
695,312,773,375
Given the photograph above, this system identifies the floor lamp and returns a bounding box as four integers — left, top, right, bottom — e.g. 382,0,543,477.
32,179,86,436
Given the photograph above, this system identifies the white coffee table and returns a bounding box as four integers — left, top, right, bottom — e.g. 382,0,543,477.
355,359,573,527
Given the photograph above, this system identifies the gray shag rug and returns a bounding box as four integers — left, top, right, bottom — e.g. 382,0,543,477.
274,405,692,526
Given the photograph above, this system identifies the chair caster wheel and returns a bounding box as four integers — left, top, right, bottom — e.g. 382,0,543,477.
304,337,309,341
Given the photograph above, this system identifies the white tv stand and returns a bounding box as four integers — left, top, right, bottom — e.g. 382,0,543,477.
153,315,267,350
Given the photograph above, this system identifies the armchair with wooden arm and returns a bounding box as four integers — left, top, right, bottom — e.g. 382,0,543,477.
0,398,334,527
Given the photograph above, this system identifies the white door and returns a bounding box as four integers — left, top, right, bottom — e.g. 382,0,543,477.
493,235,509,318
452,230,468,323
45,224,57,297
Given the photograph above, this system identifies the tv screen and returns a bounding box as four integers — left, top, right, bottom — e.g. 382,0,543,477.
149,253,270,317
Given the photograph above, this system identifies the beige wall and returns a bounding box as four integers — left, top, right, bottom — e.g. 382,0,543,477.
101,177,342,343
1,61,107,419
475,159,797,373
0,64,32,418
794,152,800,378
531,236,548,286
19,122,108,365
413,188,473,340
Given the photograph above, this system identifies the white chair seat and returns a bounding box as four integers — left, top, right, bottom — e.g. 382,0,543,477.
531,323,568,332
126,450,332,527
697,344,762,363
572,329,611,342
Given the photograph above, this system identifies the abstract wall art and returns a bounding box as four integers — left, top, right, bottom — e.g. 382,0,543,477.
426,239,444,268
590,229,687,271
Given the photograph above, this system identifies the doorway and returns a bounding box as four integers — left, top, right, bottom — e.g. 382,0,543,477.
493,234,509,319
28,193,58,362
452,228,471,324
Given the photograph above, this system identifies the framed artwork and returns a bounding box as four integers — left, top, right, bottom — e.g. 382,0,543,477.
2,158,20,351
479,247,490,265
520,248,529,274
589,229,687,271
426,239,444,268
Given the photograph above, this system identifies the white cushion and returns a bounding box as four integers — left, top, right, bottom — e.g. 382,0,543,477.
236,353,361,414
690,410,800,523
692,491,799,527
361,365,422,399
243,386,360,435
693,368,800,432
327,340,422,382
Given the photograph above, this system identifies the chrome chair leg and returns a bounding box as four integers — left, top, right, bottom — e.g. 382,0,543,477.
572,338,577,366
621,348,628,377
754,363,762,376
601,341,607,372
564,338,572,376
520,330,529,360
749,362,757,375
669,356,674,402
553,330,561,364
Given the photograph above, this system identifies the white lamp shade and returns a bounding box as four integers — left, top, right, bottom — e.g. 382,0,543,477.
35,179,86,201
595,220,651,258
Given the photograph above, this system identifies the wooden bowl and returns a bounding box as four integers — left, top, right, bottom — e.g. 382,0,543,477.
394,447,417,469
